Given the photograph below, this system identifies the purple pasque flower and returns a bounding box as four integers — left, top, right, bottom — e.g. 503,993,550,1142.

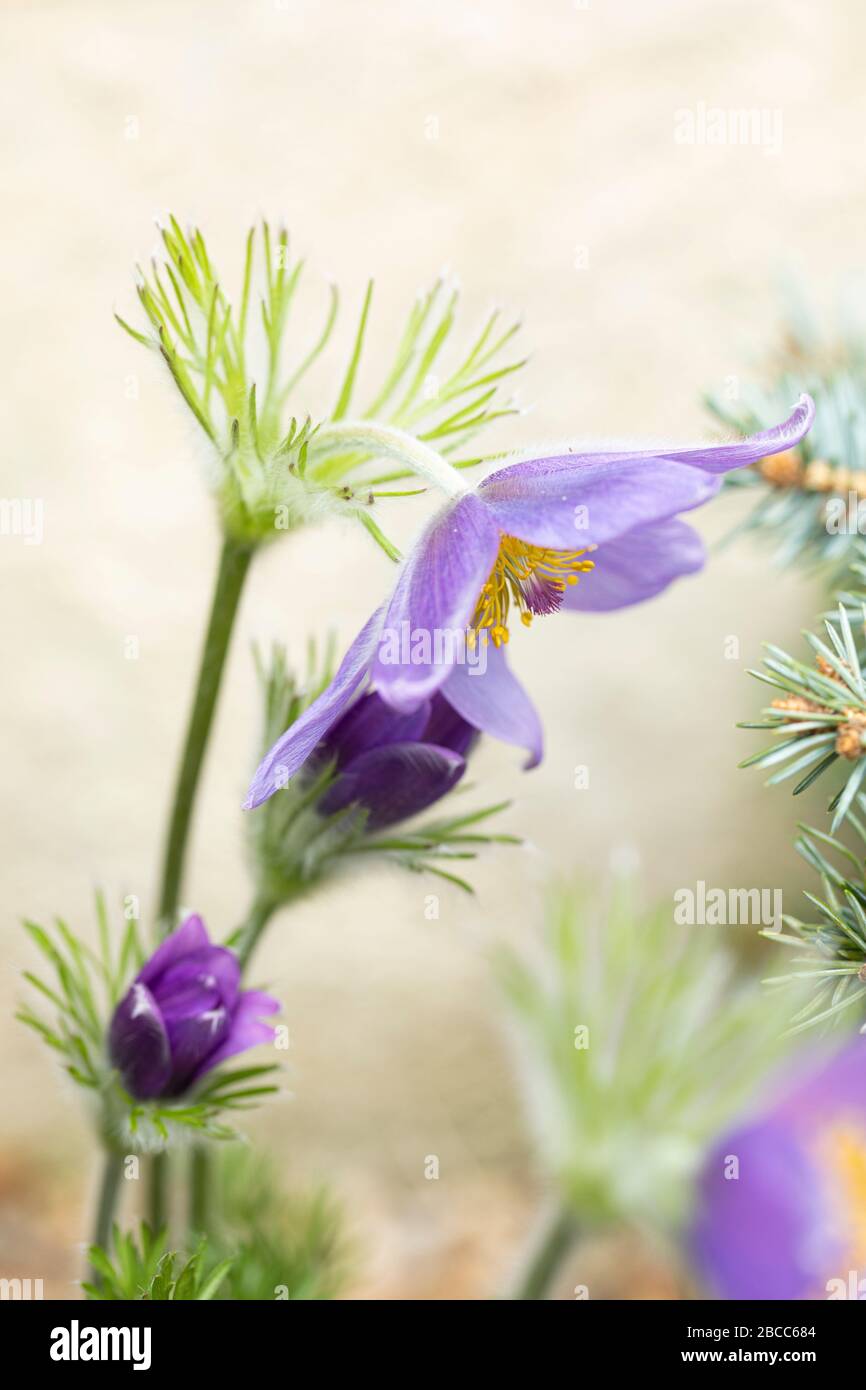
245,396,814,809
692,1038,866,1300
314,688,476,831
109,914,279,1101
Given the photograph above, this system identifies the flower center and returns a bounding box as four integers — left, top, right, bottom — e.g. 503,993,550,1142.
818,1123,866,1277
470,535,595,646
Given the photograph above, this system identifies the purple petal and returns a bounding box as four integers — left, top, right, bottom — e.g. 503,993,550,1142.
562,518,705,612
690,1039,866,1300
324,691,431,766
243,607,384,809
474,398,814,550
200,946,241,1008
774,1037,866,1128
155,946,241,1017
137,913,209,990
370,493,501,711
191,989,280,1084
164,1004,232,1094
691,1123,838,1300
481,396,815,485
319,741,466,830
478,456,720,551
440,641,543,768
109,981,173,1100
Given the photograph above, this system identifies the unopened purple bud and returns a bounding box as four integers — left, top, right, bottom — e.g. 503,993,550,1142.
109,914,279,1100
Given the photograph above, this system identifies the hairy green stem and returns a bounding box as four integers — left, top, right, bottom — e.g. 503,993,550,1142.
189,1146,211,1235
146,536,254,1234
508,1203,580,1300
149,1153,168,1233
236,895,280,971
157,536,255,932
313,420,468,496
89,1151,123,1281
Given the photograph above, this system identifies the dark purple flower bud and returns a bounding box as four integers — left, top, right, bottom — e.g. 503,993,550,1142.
317,691,476,830
420,692,479,761
324,690,431,768
109,914,279,1101
691,1039,866,1299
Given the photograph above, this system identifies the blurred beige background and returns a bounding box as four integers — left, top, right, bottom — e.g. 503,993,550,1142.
1,0,862,1296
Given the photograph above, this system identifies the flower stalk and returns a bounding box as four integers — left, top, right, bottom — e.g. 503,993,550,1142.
148,1155,168,1238
158,537,255,932
235,896,280,972
147,539,253,1238
507,1204,580,1301
90,1151,124,1282
311,420,469,498
189,1146,211,1236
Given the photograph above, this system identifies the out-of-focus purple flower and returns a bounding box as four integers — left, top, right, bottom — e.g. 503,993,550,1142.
314,689,476,831
692,1039,866,1300
109,915,279,1101
245,397,814,809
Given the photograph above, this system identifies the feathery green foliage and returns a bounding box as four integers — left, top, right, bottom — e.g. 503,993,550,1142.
118,217,526,546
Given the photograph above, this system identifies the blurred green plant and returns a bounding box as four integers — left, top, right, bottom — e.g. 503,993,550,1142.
214,1147,352,1300
84,1154,351,1301
84,1224,233,1301
497,873,799,1297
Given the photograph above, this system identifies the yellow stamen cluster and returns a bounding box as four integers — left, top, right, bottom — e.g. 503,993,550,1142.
470,535,595,647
